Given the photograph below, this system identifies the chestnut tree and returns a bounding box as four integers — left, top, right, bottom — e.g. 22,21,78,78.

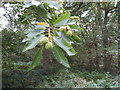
13,0,83,71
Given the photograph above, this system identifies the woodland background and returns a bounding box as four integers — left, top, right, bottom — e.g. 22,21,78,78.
1,1,119,88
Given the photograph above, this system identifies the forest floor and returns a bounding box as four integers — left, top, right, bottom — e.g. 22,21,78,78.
3,67,119,88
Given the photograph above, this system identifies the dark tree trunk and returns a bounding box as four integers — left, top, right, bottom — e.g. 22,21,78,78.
92,28,100,70
41,50,51,70
41,49,61,72
117,2,120,74
93,3,103,70
102,3,111,72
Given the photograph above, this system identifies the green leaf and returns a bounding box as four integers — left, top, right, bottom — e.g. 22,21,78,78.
67,21,76,25
53,36,71,49
53,13,70,25
70,25,84,31
57,32,74,44
24,25,45,34
23,35,44,52
26,30,44,38
55,19,69,26
70,25,79,29
78,28,84,31
71,33,81,44
28,46,44,71
52,46,70,68
22,30,44,43
24,28,34,34
53,36,77,56
22,37,32,43
36,5,47,20
22,15,32,22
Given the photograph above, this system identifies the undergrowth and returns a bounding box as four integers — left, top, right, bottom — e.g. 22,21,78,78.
3,68,119,88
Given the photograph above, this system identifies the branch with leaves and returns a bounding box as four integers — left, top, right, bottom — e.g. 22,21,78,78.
9,0,83,71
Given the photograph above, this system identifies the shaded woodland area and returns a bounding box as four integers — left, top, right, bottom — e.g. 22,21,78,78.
1,1,119,88
63,2,119,73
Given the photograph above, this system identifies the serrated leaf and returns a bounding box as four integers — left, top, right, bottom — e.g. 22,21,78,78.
28,46,43,71
53,36,72,49
53,13,70,25
36,5,47,20
26,30,44,37
71,33,81,44
23,35,44,52
56,32,74,44
22,37,33,43
70,25,84,32
55,19,69,26
22,30,45,43
70,25,79,29
52,46,70,68
24,25,45,34
67,22,76,25
53,36,77,56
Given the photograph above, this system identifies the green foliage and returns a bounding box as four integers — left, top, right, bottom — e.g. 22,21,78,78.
38,69,119,88
16,1,82,70
52,46,70,68
2,29,28,70
2,1,119,88
64,2,118,72
53,36,77,56
28,46,44,71
3,68,119,88
53,13,70,26
23,35,45,52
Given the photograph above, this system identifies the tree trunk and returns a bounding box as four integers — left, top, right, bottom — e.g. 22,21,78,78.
41,50,51,70
117,2,120,74
94,3,103,70
102,3,110,72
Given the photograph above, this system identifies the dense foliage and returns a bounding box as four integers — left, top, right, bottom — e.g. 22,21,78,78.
64,2,119,72
2,0,119,88
6,1,82,70
2,68,119,88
